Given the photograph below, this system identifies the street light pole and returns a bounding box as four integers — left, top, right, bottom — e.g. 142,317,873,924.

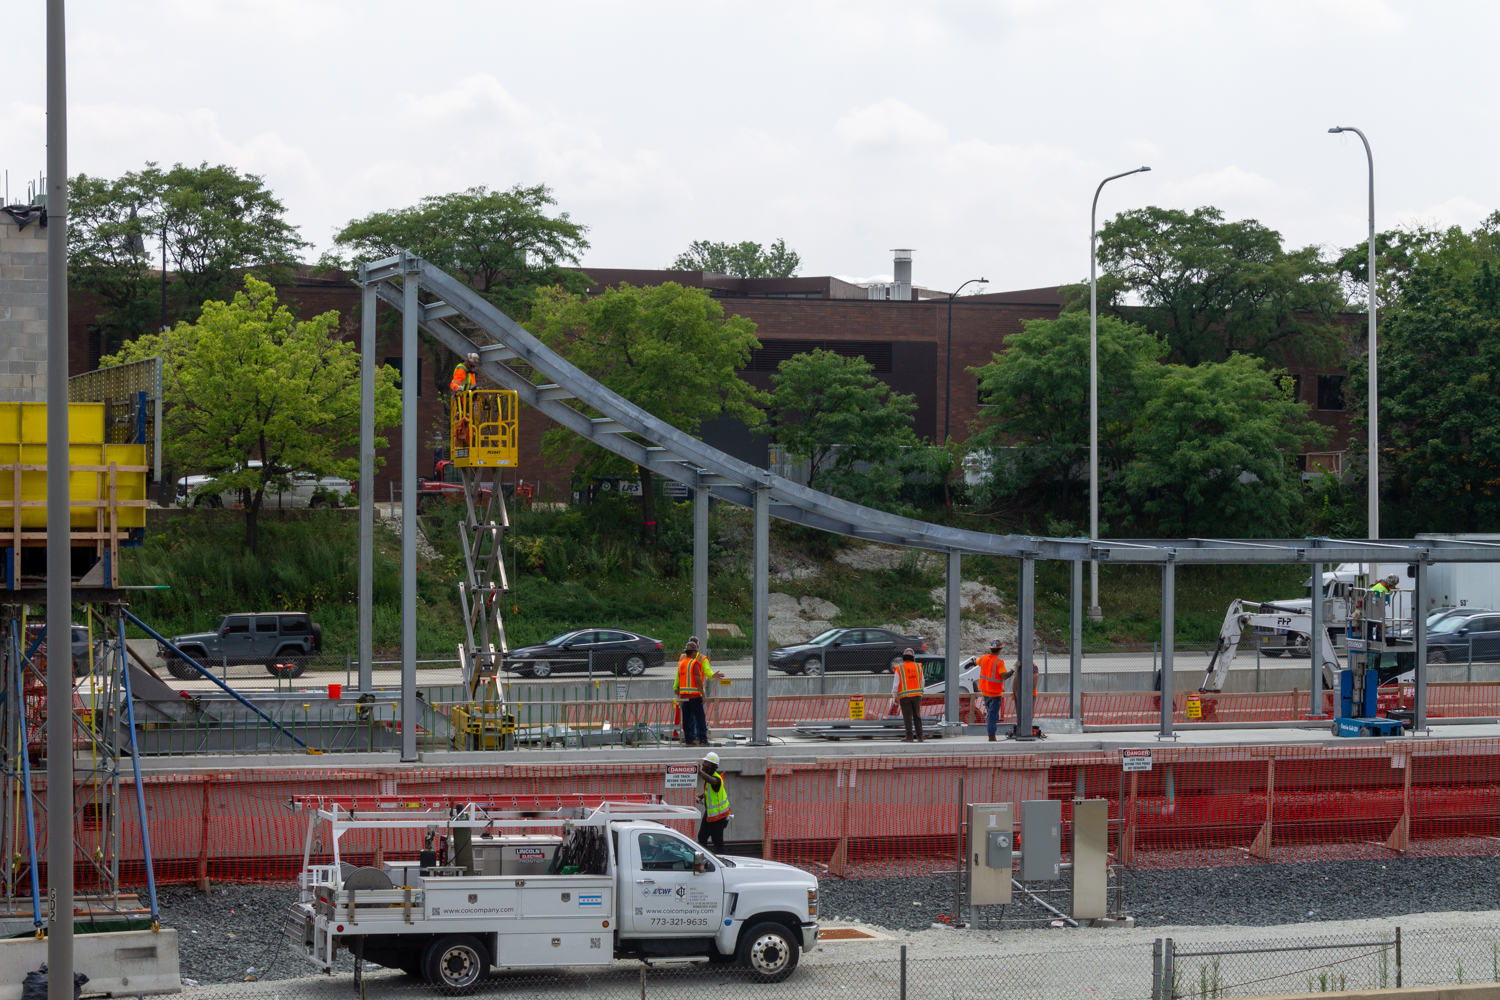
1328,126,1378,539
944,277,989,444
1089,166,1150,621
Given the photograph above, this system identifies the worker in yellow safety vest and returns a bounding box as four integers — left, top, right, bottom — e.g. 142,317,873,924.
893,647,925,742
697,751,730,853
976,638,1016,742
674,637,715,747
449,352,479,393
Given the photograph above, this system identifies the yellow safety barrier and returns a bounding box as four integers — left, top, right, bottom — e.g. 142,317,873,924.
450,389,519,469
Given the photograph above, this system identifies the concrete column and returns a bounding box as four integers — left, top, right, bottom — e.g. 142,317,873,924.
358,273,375,693
45,0,74,991
1309,561,1322,717
1016,556,1036,739
400,258,419,761
1414,559,1428,732
1070,559,1083,721
944,550,960,726
693,486,709,659
751,488,770,745
1159,560,1175,740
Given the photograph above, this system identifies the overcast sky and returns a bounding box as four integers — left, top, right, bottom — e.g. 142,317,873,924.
4,1,1496,294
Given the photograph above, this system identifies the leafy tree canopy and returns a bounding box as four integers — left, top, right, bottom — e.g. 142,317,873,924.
672,238,801,278
969,313,1323,537
768,349,919,505
104,277,401,552
1342,213,1500,534
327,184,591,319
1079,205,1347,367
530,282,765,538
69,162,308,353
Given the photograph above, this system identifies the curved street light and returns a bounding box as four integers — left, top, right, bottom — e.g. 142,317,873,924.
1328,126,1378,540
1089,166,1150,621
944,277,989,445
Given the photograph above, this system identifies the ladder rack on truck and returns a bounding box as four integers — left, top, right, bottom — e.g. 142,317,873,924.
283,794,819,992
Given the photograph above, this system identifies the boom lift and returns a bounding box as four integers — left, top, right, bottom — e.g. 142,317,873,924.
446,388,520,749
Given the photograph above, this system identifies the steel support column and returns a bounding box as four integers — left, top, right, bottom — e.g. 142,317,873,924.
1070,559,1083,721
1158,560,1175,740
751,487,770,745
1309,561,1322,717
693,486,709,660
1016,557,1036,739
945,550,960,726
1414,559,1428,732
45,0,74,989
358,272,375,693
399,259,419,761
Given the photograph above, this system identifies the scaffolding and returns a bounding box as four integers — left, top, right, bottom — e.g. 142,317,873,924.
0,604,158,933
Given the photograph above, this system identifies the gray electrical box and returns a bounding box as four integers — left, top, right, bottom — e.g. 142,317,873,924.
471,835,562,876
1020,799,1061,881
966,802,1012,907
1071,798,1109,920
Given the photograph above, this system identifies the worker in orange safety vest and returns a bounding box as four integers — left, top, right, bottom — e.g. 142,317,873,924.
674,637,715,746
975,638,1016,742
449,352,479,393
893,648,925,742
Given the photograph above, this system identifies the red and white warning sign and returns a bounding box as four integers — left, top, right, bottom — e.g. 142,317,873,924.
1122,748,1153,772
665,764,698,789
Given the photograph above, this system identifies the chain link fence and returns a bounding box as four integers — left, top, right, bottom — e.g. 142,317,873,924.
158,921,1500,1000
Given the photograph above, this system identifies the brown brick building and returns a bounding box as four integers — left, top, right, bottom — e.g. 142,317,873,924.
67,264,1358,499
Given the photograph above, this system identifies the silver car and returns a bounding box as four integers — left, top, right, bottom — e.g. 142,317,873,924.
177,461,351,508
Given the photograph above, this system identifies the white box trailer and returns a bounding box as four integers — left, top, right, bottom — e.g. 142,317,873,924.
282,795,818,993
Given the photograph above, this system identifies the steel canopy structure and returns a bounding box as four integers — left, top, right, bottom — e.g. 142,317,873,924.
353,254,1499,748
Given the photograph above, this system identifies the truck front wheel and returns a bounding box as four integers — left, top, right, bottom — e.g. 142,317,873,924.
737,921,799,983
422,935,489,994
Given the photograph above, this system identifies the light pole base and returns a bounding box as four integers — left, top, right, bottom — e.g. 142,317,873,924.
1087,606,1103,622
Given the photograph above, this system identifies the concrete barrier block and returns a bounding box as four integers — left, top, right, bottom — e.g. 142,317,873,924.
0,928,180,1000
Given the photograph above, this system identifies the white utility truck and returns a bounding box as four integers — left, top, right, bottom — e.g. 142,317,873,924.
283,795,819,993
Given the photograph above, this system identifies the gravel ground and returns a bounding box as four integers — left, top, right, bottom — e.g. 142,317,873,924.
156,855,1500,984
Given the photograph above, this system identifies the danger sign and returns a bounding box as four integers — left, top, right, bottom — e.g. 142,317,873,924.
1122,748,1153,772
665,764,698,789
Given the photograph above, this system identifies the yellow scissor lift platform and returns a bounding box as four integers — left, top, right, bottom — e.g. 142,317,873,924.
448,389,519,748
0,402,148,594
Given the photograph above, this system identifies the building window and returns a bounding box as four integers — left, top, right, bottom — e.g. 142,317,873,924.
745,339,893,373
384,356,422,396
978,376,996,406
1316,375,1345,411
1273,373,1301,403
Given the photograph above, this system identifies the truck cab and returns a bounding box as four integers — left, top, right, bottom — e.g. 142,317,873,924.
283,796,817,993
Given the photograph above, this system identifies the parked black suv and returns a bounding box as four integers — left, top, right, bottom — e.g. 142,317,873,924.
1426,611,1500,664
769,627,927,675
162,613,323,679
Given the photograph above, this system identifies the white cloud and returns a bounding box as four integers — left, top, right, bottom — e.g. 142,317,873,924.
834,99,949,149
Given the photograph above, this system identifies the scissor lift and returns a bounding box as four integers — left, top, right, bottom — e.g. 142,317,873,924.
448,389,520,749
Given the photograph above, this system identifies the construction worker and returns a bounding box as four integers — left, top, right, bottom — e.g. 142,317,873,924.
675,637,715,747
449,352,479,393
697,751,730,854
893,647,925,742
976,638,1016,742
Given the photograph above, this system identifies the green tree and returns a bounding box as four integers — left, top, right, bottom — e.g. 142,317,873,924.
1342,214,1500,534
1086,205,1346,366
672,238,801,278
968,312,1164,519
1117,354,1324,536
767,349,919,505
529,282,766,539
328,184,591,319
69,162,307,351
104,277,401,553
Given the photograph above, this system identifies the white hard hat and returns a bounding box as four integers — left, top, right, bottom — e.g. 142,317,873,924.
702,752,720,766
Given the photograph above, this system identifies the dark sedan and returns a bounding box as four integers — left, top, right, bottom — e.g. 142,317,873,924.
768,627,927,676
504,629,665,678
1426,611,1500,664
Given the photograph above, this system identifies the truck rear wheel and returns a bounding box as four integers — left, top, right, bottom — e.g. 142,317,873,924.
737,921,799,983
422,935,488,994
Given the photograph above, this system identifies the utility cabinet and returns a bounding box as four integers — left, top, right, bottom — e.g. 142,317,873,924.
1020,799,1062,881
966,802,1012,906
1071,798,1110,919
